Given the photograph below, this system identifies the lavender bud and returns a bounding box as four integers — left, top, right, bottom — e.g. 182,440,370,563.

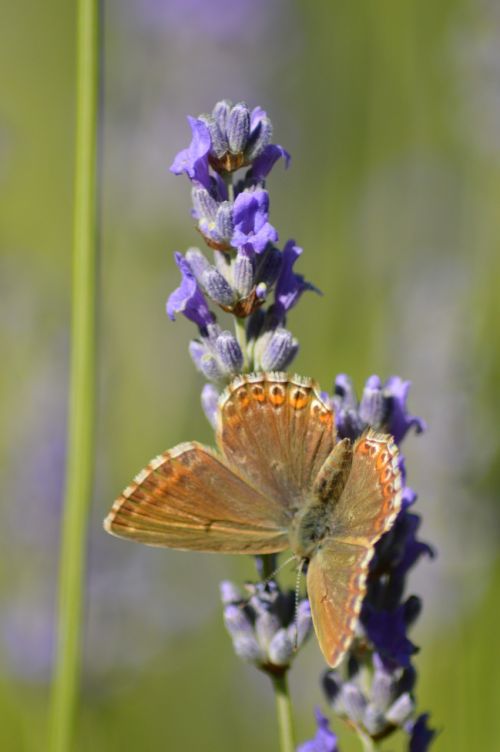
227,102,251,154
371,666,394,711
191,185,217,222
214,331,244,375
363,705,386,736
359,375,384,426
260,328,298,371
254,609,281,649
223,603,252,634
232,634,263,663
219,580,242,605
202,268,235,307
213,250,231,277
215,201,234,242
385,693,415,725
188,340,207,371
256,245,282,286
233,254,255,297
201,383,220,429
212,99,232,134
185,247,211,281
268,629,294,667
246,114,273,161
198,352,224,382
341,683,367,724
199,114,228,158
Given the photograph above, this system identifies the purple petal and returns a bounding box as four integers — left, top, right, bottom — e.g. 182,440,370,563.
297,708,339,752
362,605,417,669
249,144,291,182
166,252,214,331
384,376,426,444
407,713,436,752
170,117,211,189
274,240,318,319
231,189,278,254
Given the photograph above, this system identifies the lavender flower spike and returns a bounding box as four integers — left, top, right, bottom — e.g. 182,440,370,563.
166,252,214,332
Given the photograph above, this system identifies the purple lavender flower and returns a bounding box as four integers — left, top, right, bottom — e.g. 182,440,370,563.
166,252,214,331
407,713,436,751
220,580,312,674
384,376,426,444
273,240,318,320
247,144,291,182
297,708,339,752
170,117,211,189
231,188,278,254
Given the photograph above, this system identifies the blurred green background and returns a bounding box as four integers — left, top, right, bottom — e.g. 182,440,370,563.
1,0,499,749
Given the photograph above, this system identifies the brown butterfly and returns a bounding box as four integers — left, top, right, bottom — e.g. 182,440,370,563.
104,372,402,667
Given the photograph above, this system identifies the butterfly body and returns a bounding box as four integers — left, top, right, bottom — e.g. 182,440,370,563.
104,371,402,667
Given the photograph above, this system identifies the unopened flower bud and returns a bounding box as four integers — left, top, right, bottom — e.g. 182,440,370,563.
191,185,217,221
227,102,251,154
215,331,244,375
246,114,273,161
201,383,219,429
233,254,255,297
260,328,298,371
359,375,384,426
202,268,235,307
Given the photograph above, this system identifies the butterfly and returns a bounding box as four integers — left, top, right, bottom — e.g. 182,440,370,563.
104,372,402,667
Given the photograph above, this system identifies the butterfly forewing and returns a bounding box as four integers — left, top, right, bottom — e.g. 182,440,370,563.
104,442,289,554
306,429,403,667
217,373,336,511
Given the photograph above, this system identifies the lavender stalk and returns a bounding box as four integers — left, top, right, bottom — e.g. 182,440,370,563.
167,100,436,752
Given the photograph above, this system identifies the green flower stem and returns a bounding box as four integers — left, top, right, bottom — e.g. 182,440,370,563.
357,730,377,752
49,1,99,750
234,315,248,369
271,672,296,752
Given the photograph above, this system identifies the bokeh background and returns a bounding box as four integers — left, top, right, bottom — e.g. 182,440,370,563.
1,0,499,749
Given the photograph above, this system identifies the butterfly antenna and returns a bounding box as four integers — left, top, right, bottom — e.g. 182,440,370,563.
262,553,298,587
293,559,306,653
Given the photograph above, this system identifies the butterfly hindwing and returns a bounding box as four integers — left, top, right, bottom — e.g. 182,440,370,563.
104,441,289,554
217,372,336,512
306,538,375,668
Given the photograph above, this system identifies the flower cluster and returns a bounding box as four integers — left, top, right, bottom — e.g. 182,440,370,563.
220,579,312,676
300,376,435,750
167,100,316,423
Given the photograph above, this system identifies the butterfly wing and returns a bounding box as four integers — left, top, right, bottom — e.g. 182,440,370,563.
307,539,375,667
307,430,402,667
217,373,335,512
104,441,289,554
